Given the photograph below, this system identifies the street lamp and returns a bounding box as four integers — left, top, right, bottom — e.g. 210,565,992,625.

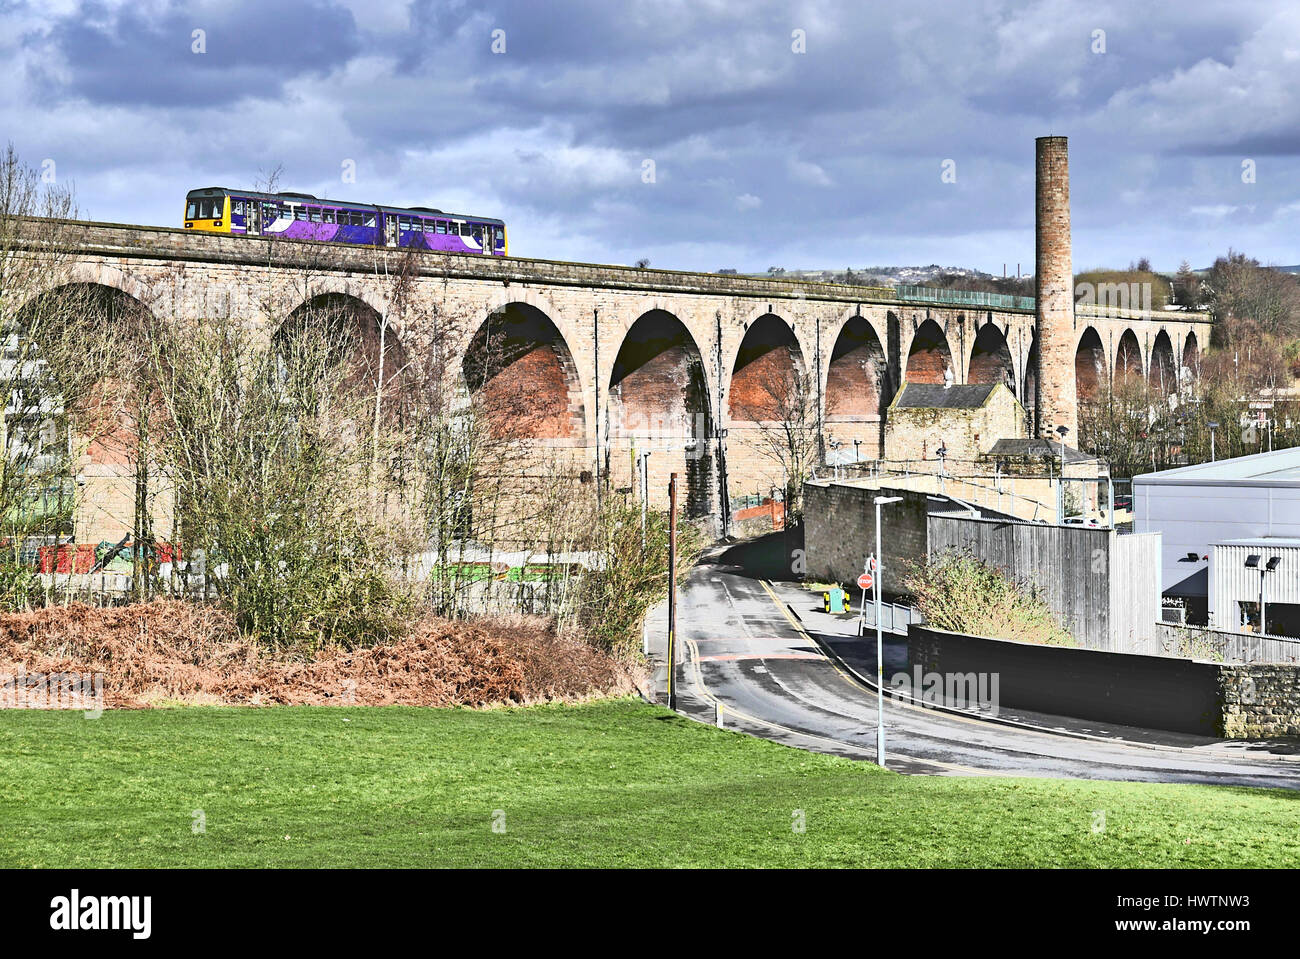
873,495,903,768
1055,425,1069,522
1207,421,1219,462
1245,554,1282,634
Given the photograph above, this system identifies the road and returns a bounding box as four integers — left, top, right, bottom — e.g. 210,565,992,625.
651,536,1300,789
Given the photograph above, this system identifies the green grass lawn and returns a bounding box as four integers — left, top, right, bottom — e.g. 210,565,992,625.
1,698,1297,867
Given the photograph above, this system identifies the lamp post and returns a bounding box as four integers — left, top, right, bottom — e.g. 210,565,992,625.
1055,425,1069,522
874,495,903,768
1208,421,1219,462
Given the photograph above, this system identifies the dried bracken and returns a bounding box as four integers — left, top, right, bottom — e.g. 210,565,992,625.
0,601,642,708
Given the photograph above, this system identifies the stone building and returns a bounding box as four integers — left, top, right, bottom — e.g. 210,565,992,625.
883,382,1026,468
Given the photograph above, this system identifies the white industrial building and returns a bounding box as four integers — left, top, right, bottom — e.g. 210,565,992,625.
1134,448,1300,633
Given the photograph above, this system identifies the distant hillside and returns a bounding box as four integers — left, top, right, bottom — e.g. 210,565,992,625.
736,264,1016,285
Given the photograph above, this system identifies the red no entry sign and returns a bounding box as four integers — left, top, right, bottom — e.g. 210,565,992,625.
857,573,874,590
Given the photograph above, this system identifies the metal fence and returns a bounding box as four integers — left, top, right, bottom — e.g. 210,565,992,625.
1151,622,1300,664
895,285,1036,311
857,601,921,635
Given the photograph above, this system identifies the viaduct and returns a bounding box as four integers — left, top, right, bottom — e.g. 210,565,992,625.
16,137,1212,534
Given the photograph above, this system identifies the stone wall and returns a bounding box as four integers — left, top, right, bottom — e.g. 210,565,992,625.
802,480,932,595
1219,664,1300,738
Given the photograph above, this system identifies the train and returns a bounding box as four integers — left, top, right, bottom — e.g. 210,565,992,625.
183,187,507,255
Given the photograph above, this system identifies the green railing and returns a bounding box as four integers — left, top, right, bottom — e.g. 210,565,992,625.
894,285,1036,311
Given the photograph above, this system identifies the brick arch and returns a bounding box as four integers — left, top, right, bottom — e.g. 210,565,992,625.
608,309,713,517
968,321,1015,391
462,301,587,441
12,281,160,500
727,313,806,423
1115,328,1143,382
1024,333,1039,432
283,292,415,420
825,314,889,458
1182,330,1200,384
298,276,390,327
905,318,953,384
1149,329,1176,395
609,310,711,437
1075,326,1106,402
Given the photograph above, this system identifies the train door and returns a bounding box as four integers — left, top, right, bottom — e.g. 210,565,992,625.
247,201,262,236
385,214,398,247
484,226,496,255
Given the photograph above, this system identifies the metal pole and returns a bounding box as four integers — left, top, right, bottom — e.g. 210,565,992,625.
1253,566,1263,634
667,472,678,711
857,554,871,636
640,452,650,546
875,500,885,767
873,496,902,766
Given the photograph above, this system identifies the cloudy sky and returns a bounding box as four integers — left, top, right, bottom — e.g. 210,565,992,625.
5,0,1300,273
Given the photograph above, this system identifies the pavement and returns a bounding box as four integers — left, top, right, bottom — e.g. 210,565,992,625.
647,531,1300,788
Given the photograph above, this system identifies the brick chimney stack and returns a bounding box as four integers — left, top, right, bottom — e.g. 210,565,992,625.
1034,135,1076,441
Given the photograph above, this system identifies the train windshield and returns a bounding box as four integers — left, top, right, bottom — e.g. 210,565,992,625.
186,196,225,219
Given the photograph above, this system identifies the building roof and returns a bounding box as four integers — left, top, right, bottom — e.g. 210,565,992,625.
1215,536,1300,549
1135,447,1300,486
891,383,998,410
985,437,1096,464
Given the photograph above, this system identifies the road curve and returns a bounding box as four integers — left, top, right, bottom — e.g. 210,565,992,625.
666,555,1300,790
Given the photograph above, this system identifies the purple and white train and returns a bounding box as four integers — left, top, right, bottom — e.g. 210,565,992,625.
183,187,507,255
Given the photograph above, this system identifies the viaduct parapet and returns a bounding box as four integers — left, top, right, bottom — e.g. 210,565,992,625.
10,138,1211,535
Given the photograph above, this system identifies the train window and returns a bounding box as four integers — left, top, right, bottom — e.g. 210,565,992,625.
186,201,198,219
294,207,308,221
322,209,335,224
435,221,447,234
364,213,376,227
398,217,411,231
263,202,279,220
233,200,244,216
309,208,322,223
423,220,436,234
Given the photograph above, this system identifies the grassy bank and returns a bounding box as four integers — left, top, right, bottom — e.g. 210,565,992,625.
1,699,1296,867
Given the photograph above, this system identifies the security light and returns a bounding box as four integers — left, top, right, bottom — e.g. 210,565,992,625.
1267,556,1282,571
1185,552,1199,562
1245,555,1261,568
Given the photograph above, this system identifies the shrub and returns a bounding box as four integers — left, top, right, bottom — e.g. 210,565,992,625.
576,499,706,659
903,547,1075,646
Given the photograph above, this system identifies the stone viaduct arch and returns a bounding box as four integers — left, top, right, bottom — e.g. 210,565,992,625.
904,318,954,384
1115,328,1144,382
1075,326,1107,402
9,219,1214,533
607,309,714,517
968,320,1016,392
824,313,891,459
463,301,587,444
